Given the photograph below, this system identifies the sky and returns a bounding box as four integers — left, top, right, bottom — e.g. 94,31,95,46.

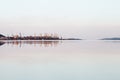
0,0,120,39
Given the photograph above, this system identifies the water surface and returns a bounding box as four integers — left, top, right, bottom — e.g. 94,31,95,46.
0,40,120,80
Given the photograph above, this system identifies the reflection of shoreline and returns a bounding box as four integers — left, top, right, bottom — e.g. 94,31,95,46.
0,41,5,46
0,40,61,47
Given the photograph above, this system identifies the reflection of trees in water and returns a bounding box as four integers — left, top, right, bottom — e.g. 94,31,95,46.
2,40,61,47
0,41,5,46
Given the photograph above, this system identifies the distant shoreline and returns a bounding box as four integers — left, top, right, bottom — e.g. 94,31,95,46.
101,38,120,40
0,34,82,40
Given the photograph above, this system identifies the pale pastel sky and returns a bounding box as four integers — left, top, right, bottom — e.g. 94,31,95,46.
0,0,120,39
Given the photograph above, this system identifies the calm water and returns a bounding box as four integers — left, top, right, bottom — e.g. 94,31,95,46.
0,40,120,80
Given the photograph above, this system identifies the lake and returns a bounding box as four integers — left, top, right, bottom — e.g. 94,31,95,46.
0,40,120,80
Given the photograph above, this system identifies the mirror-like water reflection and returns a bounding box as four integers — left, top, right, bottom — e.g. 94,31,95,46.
0,40,120,80
0,41,5,46
0,40,62,47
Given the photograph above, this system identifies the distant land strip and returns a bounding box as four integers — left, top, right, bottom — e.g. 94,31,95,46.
101,37,120,40
0,34,81,40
